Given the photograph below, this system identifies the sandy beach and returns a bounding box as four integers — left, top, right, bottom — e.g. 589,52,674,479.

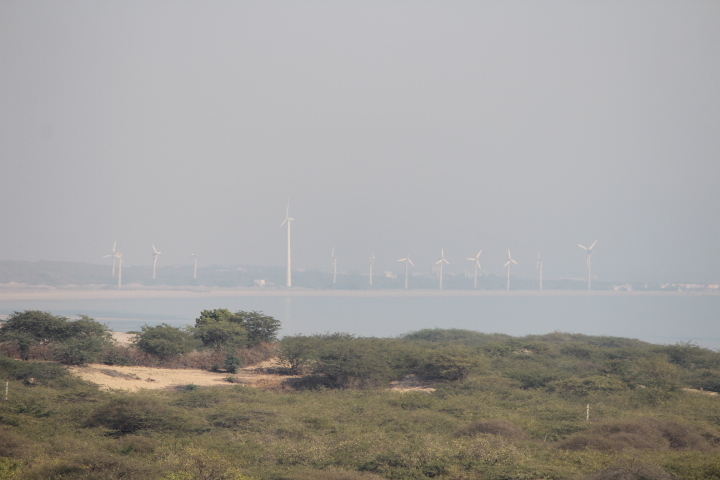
1,284,715,302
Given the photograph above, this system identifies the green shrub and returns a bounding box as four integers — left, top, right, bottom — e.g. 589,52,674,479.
224,354,244,373
135,324,199,360
0,356,70,386
313,337,395,389
278,335,320,375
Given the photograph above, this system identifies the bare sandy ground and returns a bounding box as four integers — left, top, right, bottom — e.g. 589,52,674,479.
2,284,715,301
70,358,290,392
70,360,434,393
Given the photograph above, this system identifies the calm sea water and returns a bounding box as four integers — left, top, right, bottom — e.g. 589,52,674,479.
2,294,719,350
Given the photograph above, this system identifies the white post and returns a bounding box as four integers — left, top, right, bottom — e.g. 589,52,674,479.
5,381,8,401
586,404,590,421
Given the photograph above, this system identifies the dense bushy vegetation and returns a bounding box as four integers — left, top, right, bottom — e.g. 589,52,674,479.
1,320,719,479
0,311,114,364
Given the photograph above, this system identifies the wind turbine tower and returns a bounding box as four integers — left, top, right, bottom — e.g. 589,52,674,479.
504,250,518,290
578,240,598,290
191,254,198,280
369,254,375,286
537,251,543,291
151,245,162,280
103,241,118,276
280,203,294,287
436,248,449,290
398,255,414,290
116,252,123,289
466,250,482,289
331,247,337,285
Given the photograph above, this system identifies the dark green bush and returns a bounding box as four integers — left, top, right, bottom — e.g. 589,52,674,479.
224,354,244,373
85,394,195,435
413,346,479,381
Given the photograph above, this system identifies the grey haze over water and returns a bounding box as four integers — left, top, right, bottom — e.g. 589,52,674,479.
1,2,720,286
2,294,718,350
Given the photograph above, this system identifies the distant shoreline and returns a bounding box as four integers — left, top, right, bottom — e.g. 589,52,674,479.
1,284,717,301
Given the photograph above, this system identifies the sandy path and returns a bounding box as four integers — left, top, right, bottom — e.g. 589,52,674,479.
70,358,289,392
70,364,234,391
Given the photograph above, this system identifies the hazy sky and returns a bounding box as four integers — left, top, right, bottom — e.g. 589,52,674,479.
1,1,719,283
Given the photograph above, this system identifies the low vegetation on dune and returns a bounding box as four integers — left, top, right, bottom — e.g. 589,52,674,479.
1,311,720,479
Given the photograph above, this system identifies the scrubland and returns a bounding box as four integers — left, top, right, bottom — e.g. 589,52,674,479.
2,329,720,479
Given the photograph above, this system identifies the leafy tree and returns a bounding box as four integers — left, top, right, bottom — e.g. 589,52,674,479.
193,309,281,348
194,321,247,351
195,309,236,327
52,315,115,365
0,311,113,364
0,310,67,360
135,324,199,359
239,310,281,346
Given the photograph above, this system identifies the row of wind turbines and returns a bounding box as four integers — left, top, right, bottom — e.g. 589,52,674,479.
102,242,199,288
280,203,600,291
101,203,597,291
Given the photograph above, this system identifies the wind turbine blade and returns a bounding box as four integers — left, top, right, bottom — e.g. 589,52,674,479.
511,259,518,265
579,244,587,250
589,240,598,250
504,260,511,267
152,245,158,254
436,259,442,265
477,250,482,258
398,258,406,262
112,241,117,253
408,259,415,266
467,257,475,261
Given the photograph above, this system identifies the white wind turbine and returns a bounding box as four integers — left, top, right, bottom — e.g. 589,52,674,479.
369,254,375,286
151,245,162,280
116,251,123,289
280,202,294,287
397,255,414,290
537,251,543,291
191,253,198,280
466,250,482,289
103,241,118,276
578,240,598,290
331,247,337,285
436,248,449,290
504,249,518,290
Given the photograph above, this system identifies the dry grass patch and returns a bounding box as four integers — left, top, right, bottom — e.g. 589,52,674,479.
559,418,708,452
455,419,528,440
